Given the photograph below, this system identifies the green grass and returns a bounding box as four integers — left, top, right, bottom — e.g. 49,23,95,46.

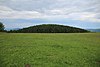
0,33,100,67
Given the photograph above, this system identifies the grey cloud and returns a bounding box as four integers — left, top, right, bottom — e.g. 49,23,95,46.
0,0,100,14
0,0,100,21
0,0,57,11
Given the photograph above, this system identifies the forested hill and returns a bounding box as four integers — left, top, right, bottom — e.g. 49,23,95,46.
8,24,89,33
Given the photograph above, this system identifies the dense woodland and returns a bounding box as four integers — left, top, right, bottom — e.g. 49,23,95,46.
8,24,89,33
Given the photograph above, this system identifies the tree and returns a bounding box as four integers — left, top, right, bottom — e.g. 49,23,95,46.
0,22,4,32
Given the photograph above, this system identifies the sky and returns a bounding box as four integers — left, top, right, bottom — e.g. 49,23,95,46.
0,0,100,29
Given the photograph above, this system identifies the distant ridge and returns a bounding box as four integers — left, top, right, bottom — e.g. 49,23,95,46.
5,28,20,31
8,24,89,33
87,29,100,32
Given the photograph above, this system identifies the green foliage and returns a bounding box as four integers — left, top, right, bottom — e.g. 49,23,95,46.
0,33,100,67
8,24,89,33
0,22,4,32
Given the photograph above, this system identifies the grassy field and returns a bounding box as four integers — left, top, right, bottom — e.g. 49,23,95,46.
0,33,100,67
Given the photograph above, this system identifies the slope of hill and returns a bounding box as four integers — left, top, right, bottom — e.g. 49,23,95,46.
8,24,89,33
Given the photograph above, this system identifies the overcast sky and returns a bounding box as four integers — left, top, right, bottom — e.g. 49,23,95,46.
0,0,100,29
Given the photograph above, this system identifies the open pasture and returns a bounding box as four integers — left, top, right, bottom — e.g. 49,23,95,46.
0,33,100,67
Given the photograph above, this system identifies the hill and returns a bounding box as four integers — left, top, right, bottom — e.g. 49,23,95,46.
8,24,89,33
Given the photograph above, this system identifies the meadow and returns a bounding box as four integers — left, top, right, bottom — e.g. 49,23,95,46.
0,33,100,67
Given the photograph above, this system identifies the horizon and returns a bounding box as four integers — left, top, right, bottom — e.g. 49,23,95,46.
0,0,100,29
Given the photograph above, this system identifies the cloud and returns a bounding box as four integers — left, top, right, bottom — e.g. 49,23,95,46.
0,6,13,11
65,12,100,22
0,0,100,22
0,11,43,19
0,6,43,19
